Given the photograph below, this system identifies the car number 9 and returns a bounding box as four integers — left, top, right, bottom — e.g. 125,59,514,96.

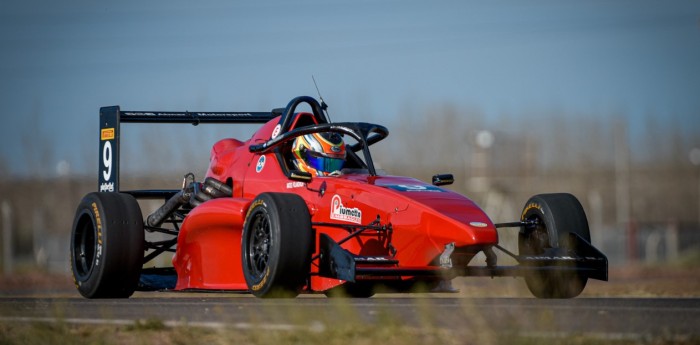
102,141,112,181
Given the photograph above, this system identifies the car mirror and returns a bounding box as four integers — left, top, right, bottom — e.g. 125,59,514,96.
432,173,454,186
290,170,313,182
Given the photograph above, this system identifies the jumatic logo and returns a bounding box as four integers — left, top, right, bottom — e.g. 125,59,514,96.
330,195,362,224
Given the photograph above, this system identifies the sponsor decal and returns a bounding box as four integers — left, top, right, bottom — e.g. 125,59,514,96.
122,112,255,118
251,267,270,291
245,199,267,221
521,202,544,220
271,124,281,139
522,256,577,261
360,257,392,262
386,184,444,192
255,155,266,173
286,181,305,189
522,256,604,261
330,195,362,224
470,222,488,228
91,202,103,268
99,182,115,192
243,199,267,235
100,128,115,141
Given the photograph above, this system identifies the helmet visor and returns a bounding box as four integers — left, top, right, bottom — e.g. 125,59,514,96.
305,151,345,173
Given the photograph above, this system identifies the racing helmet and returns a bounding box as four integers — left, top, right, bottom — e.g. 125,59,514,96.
291,132,346,176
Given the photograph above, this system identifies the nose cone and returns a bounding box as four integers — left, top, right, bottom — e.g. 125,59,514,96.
375,177,498,246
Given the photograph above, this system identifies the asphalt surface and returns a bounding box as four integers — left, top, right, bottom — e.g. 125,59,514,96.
1,295,698,338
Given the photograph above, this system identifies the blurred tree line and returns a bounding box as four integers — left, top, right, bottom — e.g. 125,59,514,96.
0,104,698,272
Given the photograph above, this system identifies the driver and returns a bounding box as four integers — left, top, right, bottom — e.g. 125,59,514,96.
291,132,346,176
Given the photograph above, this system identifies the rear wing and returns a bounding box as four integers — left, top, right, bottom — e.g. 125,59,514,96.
98,106,275,193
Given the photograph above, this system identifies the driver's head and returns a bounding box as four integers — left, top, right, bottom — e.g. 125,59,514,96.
292,132,346,176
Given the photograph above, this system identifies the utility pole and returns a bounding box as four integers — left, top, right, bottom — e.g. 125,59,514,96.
614,122,633,262
690,148,700,226
2,201,12,275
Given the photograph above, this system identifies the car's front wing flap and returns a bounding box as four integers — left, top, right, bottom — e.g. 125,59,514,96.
317,233,608,282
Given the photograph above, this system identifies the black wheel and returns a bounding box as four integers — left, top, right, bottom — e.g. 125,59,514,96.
519,193,590,299
70,192,144,298
242,193,312,298
324,282,375,298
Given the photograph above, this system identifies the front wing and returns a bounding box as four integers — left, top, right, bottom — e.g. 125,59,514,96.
318,233,608,283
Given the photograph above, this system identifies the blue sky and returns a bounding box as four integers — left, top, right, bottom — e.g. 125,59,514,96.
1,0,699,177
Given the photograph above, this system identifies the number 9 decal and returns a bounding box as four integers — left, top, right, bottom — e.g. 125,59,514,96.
102,141,112,181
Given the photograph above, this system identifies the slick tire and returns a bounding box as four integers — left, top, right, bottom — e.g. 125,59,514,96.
70,192,144,298
519,193,590,299
242,193,313,298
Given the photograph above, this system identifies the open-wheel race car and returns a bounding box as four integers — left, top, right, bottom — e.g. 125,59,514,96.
70,96,607,299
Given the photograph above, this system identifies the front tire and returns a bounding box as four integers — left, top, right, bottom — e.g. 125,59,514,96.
70,192,144,298
242,193,313,298
519,193,590,299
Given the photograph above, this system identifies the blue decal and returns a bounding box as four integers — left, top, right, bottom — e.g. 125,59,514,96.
256,155,266,173
385,184,445,192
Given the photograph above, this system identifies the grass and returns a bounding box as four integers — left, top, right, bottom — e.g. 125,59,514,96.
1,319,698,345
1,264,699,345
0,321,216,345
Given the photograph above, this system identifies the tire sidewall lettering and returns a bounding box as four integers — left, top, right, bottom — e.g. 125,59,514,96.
521,202,544,220
244,200,267,227
251,267,270,291
90,202,103,269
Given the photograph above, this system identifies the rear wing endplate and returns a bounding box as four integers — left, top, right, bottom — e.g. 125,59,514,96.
98,106,275,193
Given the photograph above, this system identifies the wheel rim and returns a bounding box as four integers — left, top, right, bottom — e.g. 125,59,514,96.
523,216,549,255
246,211,272,280
73,213,96,280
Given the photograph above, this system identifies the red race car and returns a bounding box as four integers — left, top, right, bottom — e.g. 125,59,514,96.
70,96,607,299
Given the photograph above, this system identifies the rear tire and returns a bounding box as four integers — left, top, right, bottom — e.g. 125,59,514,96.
70,192,144,298
519,193,590,299
242,193,313,298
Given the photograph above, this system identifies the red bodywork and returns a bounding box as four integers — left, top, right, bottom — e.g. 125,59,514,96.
171,114,498,293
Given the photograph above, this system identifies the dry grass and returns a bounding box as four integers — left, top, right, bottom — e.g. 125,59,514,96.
1,265,698,345
1,315,697,345
1,264,698,298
